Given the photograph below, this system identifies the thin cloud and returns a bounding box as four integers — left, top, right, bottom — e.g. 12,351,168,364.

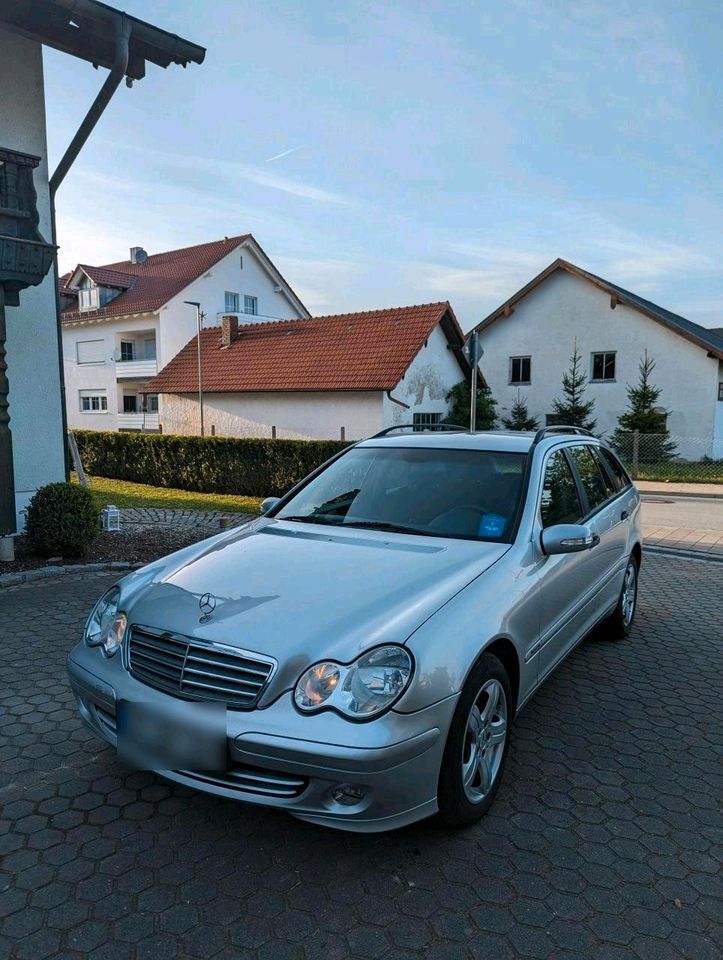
265,145,305,163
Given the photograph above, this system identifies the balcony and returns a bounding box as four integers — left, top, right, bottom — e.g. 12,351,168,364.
115,357,158,379
117,413,160,431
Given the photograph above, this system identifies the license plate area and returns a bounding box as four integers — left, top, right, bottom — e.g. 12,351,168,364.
116,699,226,771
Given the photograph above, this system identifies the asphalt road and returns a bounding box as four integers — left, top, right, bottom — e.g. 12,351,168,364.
640,495,723,556
1,556,721,960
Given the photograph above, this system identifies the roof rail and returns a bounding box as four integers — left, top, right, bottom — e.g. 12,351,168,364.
368,423,469,439
532,425,594,446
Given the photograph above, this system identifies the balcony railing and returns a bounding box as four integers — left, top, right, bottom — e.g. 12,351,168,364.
118,413,160,431
115,357,158,378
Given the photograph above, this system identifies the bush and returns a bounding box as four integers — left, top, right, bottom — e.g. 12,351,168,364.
73,431,351,498
25,482,99,557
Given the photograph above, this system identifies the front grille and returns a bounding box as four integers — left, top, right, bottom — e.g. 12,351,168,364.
178,766,308,799
127,625,274,709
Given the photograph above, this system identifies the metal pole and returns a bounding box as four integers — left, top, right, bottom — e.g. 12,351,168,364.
469,330,478,433
0,286,17,540
185,301,205,437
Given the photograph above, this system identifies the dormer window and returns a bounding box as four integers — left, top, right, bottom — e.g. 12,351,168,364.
79,286,101,310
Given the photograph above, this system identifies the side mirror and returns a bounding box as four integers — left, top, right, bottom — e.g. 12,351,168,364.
260,496,281,515
540,523,600,556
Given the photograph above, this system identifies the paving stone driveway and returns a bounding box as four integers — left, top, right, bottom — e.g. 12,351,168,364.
1,555,721,960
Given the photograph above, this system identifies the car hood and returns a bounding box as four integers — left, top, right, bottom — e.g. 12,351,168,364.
121,518,509,701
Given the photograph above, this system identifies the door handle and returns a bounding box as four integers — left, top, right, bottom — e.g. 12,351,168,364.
620,510,629,521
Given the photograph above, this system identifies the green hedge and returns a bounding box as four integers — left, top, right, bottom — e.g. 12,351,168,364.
73,431,351,497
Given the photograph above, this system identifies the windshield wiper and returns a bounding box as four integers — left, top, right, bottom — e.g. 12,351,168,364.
278,515,342,526
340,520,433,537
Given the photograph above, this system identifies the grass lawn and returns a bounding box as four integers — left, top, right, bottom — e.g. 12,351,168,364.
75,474,262,515
634,462,723,484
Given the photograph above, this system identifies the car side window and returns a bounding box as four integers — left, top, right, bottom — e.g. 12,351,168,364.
597,447,630,493
590,447,617,499
540,450,583,528
568,445,611,513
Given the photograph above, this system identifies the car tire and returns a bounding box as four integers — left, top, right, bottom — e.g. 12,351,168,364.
604,553,639,640
437,653,512,827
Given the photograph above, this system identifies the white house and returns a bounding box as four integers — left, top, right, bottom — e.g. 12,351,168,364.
474,259,723,459
0,1,203,553
60,235,309,432
146,302,471,440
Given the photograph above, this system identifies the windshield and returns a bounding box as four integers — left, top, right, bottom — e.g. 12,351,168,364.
275,446,527,542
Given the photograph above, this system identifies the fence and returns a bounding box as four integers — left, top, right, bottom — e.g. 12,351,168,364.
607,432,723,483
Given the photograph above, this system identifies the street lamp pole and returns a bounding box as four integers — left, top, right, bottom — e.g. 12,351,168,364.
185,300,205,437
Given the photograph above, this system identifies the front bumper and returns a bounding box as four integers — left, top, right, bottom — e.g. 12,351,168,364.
67,642,458,833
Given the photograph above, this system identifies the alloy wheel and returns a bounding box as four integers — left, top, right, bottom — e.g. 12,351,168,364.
621,562,637,627
461,678,508,803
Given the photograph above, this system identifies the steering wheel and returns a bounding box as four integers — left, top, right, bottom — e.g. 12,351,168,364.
429,504,486,532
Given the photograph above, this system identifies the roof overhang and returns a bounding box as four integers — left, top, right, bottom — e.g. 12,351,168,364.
0,0,205,80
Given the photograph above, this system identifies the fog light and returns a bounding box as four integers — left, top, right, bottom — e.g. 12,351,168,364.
331,784,366,806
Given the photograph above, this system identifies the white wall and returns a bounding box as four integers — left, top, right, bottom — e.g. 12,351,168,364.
162,391,383,440
477,270,719,458
160,243,304,365
382,322,466,428
714,360,723,460
1,27,66,528
63,313,160,430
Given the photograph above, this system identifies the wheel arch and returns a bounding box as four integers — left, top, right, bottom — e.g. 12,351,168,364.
476,636,521,717
631,541,642,568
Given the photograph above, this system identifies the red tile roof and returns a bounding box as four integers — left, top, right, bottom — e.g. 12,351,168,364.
147,302,467,393
77,265,136,288
61,235,253,323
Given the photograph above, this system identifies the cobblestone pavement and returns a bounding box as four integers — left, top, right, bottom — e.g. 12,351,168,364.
1,556,721,960
119,508,254,529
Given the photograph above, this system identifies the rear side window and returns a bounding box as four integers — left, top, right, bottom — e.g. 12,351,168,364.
597,447,630,493
568,445,612,513
540,451,583,528
590,448,617,499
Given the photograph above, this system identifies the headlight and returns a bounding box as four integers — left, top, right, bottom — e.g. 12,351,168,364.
84,587,127,656
294,645,413,719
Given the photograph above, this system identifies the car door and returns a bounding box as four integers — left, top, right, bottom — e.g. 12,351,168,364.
535,447,590,681
567,444,629,617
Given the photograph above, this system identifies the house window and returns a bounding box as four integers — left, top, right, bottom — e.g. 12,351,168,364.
591,351,616,382
144,336,157,360
76,339,105,364
718,383,723,401
225,291,240,312
78,286,100,310
119,341,135,362
239,255,243,270
244,295,258,316
509,356,531,385
413,412,443,431
545,413,562,426
146,394,159,413
123,395,138,413
79,390,108,413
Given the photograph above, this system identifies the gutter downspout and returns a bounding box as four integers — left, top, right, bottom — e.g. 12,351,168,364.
385,389,410,409
49,15,132,477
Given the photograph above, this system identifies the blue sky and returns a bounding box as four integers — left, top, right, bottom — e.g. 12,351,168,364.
45,0,722,330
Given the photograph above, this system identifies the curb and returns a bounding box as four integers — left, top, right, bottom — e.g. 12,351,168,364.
643,544,723,564
639,488,723,500
0,561,142,590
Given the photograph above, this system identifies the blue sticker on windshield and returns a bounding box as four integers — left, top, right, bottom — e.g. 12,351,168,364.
478,513,506,538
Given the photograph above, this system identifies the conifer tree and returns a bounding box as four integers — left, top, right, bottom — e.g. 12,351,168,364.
444,380,497,430
501,390,539,431
551,341,596,431
611,352,676,461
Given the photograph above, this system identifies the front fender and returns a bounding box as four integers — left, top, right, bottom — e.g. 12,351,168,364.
395,546,538,713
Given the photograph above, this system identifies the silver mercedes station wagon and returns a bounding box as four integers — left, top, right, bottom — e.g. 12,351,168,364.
67,426,642,832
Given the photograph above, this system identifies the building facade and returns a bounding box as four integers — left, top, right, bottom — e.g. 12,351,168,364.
60,236,308,432
147,303,470,440
1,25,66,531
475,260,723,459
